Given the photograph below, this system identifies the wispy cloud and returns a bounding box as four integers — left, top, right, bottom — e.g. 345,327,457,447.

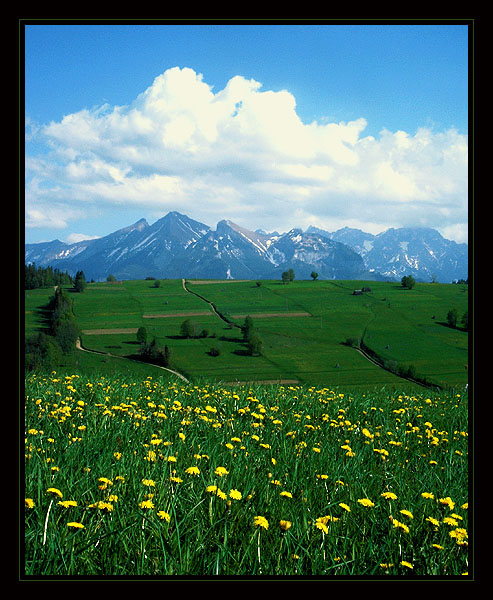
26,66,468,241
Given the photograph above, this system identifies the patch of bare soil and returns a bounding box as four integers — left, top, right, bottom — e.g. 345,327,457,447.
188,280,250,284
142,311,212,318
81,328,139,335
231,312,311,318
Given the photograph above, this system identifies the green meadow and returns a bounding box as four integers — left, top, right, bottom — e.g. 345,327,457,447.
23,279,470,577
31,277,469,391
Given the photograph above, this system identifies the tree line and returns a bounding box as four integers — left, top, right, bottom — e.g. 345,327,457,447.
25,287,80,371
25,264,73,290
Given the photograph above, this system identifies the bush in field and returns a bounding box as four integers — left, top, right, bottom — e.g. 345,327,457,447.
25,333,62,371
401,275,416,290
180,319,198,339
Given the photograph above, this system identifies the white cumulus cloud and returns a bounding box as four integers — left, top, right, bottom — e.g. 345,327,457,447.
26,66,468,242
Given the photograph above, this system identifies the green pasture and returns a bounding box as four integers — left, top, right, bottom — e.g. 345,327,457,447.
24,278,469,390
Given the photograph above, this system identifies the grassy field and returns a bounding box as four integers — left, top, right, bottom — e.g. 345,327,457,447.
50,278,470,391
23,373,469,577
23,280,471,578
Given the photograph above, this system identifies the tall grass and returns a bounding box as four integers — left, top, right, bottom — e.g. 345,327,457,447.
24,372,469,577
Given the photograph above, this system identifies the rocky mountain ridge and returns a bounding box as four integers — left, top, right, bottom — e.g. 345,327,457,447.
25,211,468,283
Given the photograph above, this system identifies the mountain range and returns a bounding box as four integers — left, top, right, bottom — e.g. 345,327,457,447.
25,211,468,283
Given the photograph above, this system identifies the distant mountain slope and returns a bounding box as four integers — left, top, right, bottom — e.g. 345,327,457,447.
25,212,468,283
308,225,468,283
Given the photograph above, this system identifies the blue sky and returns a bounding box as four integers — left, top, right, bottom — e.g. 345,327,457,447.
24,22,470,244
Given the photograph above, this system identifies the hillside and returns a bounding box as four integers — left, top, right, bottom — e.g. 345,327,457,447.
30,278,469,390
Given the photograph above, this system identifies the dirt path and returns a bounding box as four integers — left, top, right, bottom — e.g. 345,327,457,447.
231,312,311,319
143,311,212,319
82,328,139,335
75,339,190,383
182,279,241,328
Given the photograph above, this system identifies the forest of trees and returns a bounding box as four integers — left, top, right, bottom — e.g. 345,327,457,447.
25,264,73,290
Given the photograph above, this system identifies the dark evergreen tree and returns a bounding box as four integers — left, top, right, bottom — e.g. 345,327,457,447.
74,270,87,293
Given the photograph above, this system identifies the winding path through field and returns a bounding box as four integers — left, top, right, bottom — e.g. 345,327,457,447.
76,338,190,383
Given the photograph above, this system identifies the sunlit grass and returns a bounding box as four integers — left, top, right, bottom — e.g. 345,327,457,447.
24,372,469,577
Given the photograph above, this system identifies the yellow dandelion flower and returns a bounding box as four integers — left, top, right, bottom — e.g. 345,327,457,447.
400,561,413,570
357,498,375,508
89,501,113,512
46,487,63,499
279,520,292,531
381,492,397,500
58,500,77,509
142,478,156,487
253,515,269,530
157,510,171,522
25,498,35,509
139,500,155,510
214,466,229,477
426,516,440,528
229,489,242,500
315,518,328,534
421,492,434,499
439,496,455,510
67,522,85,529
392,519,410,534
280,491,293,499
339,503,351,512
185,466,200,476
400,509,414,519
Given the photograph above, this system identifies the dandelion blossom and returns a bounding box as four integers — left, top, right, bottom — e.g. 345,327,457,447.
400,561,413,570
392,519,410,533
214,466,229,477
339,503,351,512
185,466,200,476
253,515,269,530
280,520,292,531
142,478,156,487
439,496,455,510
58,500,77,509
67,522,85,529
400,509,414,519
229,489,242,500
46,487,63,499
25,498,35,509
381,492,397,500
157,510,171,522
426,516,440,528
139,500,155,510
357,498,375,508
315,519,328,534
280,491,293,499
